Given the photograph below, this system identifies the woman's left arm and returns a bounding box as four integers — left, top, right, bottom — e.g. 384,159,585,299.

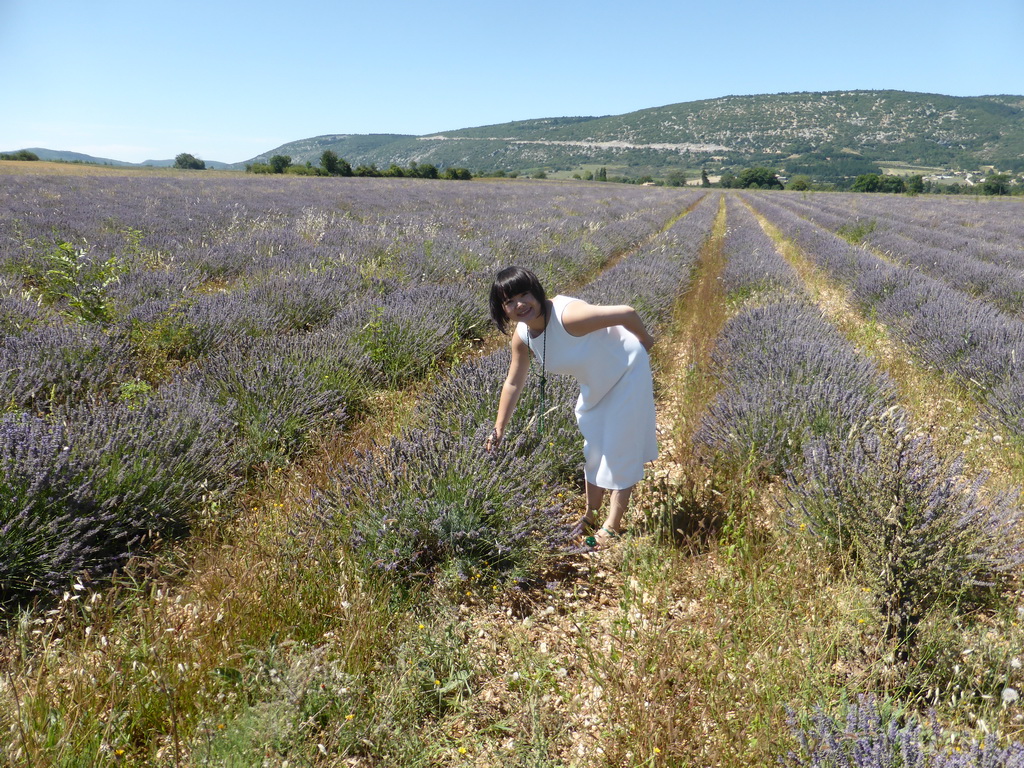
561,300,655,350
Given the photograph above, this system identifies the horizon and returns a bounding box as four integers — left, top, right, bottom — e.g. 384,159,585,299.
6,87,1024,168
3,0,1023,165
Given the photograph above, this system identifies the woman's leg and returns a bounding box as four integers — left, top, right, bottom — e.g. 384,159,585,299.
585,480,605,524
596,485,634,544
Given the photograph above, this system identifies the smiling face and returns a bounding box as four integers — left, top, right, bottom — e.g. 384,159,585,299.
489,266,548,334
502,290,544,327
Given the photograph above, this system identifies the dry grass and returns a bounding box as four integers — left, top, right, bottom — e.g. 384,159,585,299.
0,160,242,178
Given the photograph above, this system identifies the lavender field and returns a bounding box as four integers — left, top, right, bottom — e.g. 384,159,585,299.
3,170,1024,767
0,172,699,608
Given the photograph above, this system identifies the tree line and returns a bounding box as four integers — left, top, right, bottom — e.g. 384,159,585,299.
245,151,472,180
0,150,40,161
170,149,1020,195
717,166,1018,196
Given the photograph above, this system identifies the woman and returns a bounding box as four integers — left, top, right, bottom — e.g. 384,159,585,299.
485,266,658,547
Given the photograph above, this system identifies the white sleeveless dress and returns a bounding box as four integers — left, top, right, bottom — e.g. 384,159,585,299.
517,295,658,490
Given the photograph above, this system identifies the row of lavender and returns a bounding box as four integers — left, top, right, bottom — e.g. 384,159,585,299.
0,175,701,609
782,192,1024,267
769,192,1024,316
1,176,694,404
699,197,1023,765
744,193,1024,443
301,193,720,591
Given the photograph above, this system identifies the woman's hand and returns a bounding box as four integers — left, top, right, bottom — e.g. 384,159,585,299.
484,429,502,453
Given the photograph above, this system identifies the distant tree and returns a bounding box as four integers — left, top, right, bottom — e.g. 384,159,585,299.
851,173,882,192
354,164,381,177
851,173,905,193
174,153,205,170
718,171,737,188
286,164,319,176
583,170,594,181
664,170,687,187
701,169,710,187
0,150,39,161
736,167,783,189
877,175,906,193
415,163,439,179
384,164,406,177
269,155,291,174
596,167,607,182
320,150,351,176
787,174,812,191
444,167,473,180
907,175,925,194
532,170,547,179
982,174,1011,196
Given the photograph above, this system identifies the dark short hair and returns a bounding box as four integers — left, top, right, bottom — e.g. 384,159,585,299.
489,266,547,334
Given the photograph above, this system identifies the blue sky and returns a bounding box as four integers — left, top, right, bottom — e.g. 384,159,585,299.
2,0,1022,164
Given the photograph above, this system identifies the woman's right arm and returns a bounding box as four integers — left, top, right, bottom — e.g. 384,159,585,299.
487,333,531,450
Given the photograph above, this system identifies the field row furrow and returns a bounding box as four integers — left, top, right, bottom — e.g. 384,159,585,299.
677,193,1024,763
768,192,1024,314
744,192,1024,445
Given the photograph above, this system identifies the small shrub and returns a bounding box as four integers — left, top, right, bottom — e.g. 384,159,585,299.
836,218,877,244
199,332,369,468
313,424,573,591
789,410,1024,656
20,240,127,323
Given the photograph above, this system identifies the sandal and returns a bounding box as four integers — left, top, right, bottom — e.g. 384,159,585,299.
573,513,598,535
585,526,623,549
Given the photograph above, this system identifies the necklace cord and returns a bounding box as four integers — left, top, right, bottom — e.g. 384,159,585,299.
526,304,548,433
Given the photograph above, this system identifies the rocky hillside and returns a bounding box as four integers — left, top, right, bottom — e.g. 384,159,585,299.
238,90,1024,179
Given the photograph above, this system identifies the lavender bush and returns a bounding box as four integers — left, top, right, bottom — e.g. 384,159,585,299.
720,196,800,298
340,282,488,387
0,321,135,412
785,695,1024,768
197,331,370,467
789,410,1024,652
1,379,239,608
321,425,573,589
0,414,109,608
0,277,45,335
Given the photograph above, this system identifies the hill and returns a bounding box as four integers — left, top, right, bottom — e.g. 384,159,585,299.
0,148,234,170
9,91,1023,182
235,90,1024,181
10,147,137,167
